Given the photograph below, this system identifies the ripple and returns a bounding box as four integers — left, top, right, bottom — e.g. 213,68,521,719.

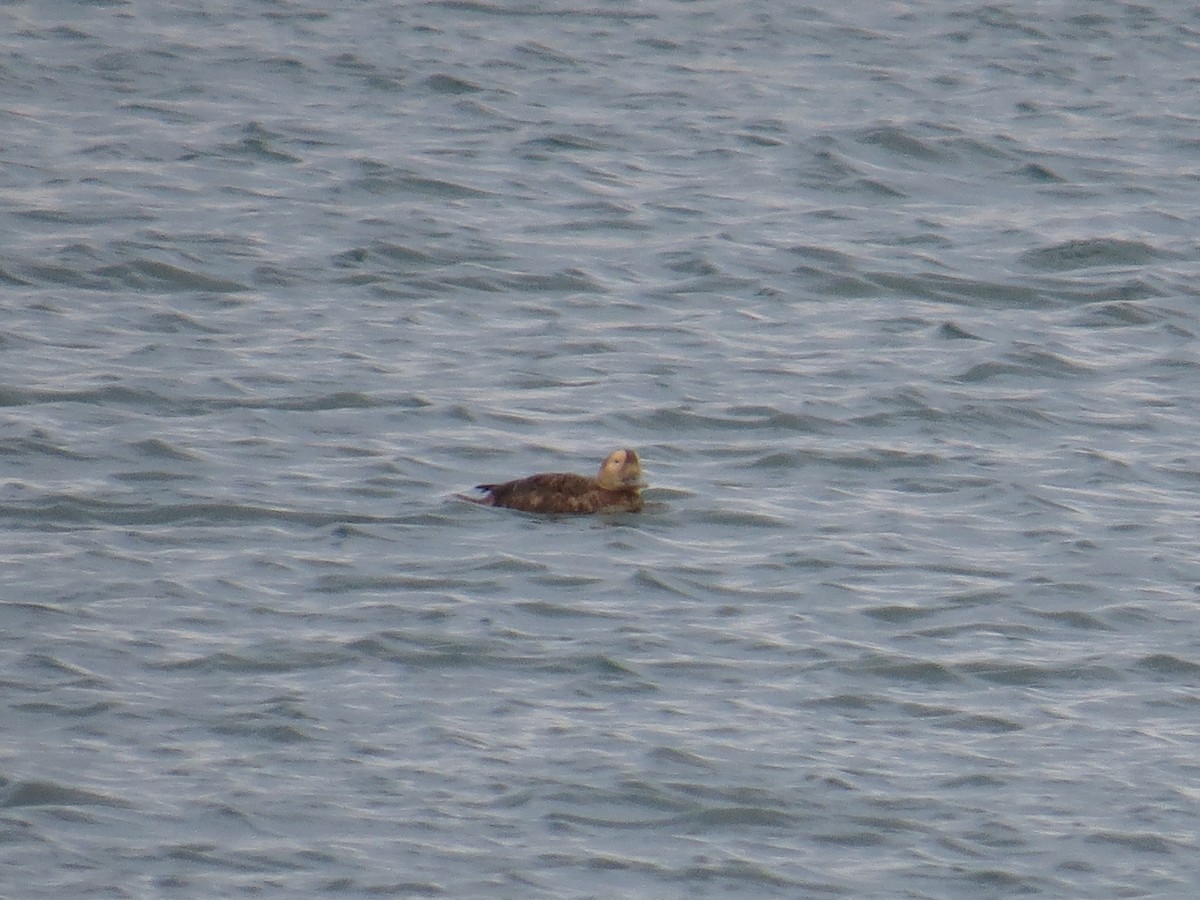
349,160,494,199
960,660,1124,686
151,645,351,674
1135,654,1200,678
93,259,248,292
856,124,948,161
0,779,132,809
1084,830,1176,854
1020,238,1162,271
424,72,482,94
845,653,962,685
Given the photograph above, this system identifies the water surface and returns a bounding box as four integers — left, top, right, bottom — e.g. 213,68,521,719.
3,2,1200,897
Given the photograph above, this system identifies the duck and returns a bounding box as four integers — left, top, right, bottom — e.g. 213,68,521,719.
469,448,645,514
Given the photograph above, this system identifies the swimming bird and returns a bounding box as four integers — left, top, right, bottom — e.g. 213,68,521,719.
469,448,645,514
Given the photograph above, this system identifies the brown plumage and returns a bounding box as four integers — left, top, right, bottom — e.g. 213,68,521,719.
470,448,645,515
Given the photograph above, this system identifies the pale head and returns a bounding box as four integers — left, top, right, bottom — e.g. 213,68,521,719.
596,448,643,490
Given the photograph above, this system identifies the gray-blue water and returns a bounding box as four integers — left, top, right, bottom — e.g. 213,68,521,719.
3,2,1200,897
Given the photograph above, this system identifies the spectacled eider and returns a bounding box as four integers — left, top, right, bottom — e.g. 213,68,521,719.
469,448,645,514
